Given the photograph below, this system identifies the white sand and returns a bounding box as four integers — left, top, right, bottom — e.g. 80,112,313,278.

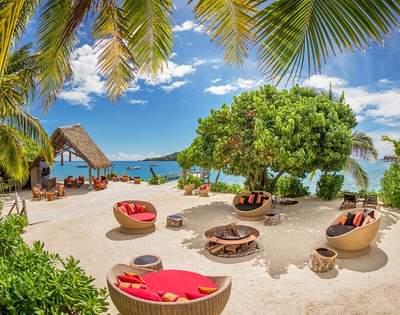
20,182,400,314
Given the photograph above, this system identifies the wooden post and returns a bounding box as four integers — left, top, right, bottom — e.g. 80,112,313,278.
88,167,92,190
309,248,337,273
96,169,99,178
61,153,64,166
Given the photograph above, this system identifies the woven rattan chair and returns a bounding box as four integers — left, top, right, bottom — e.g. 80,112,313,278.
113,200,157,233
107,264,232,315
232,191,272,217
326,209,381,251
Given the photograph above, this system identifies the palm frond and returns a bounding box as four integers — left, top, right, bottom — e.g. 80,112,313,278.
13,0,40,42
190,0,257,66
0,125,28,181
93,0,137,101
255,0,400,83
351,131,378,160
0,0,25,80
123,0,173,76
36,0,76,111
344,157,368,190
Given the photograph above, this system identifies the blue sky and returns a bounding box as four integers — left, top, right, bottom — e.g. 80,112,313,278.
27,2,400,160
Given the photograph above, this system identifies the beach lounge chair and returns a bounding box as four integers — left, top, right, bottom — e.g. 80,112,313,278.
107,264,231,315
32,186,45,200
326,209,381,251
64,176,76,188
233,191,272,217
57,184,66,198
76,176,85,187
113,200,157,233
363,195,379,209
339,192,357,210
94,179,107,190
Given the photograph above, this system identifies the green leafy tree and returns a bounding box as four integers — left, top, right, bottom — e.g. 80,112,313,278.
183,85,356,192
382,135,400,157
381,136,400,207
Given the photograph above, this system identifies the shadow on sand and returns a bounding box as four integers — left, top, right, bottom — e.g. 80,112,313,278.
105,226,155,241
179,199,399,279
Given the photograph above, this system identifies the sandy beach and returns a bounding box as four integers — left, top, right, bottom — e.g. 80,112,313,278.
20,181,400,315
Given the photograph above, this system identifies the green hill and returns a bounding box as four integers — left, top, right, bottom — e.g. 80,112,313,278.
142,152,179,161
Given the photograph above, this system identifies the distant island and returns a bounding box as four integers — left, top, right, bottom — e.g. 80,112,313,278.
142,152,179,161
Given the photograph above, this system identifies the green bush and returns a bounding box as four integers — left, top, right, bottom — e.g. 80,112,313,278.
276,175,310,198
210,182,246,194
177,174,203,189
148,175,167,185
316,173,344,200
106,172,118,180
0,215,108,314
380,162,400,207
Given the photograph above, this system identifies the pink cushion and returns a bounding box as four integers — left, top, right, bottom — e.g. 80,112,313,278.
143,270,217,298
120,287,161,302
130,212,156,222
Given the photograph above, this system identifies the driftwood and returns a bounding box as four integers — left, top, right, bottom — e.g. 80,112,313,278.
308,248,337,273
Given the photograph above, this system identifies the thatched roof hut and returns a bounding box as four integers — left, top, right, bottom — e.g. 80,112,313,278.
30,124,111,188
51,124,111,169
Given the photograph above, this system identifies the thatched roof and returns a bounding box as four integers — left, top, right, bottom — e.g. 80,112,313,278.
51,124,111,169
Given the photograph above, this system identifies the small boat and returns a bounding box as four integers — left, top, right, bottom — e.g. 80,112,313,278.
127,166,140,170
76,165,88,168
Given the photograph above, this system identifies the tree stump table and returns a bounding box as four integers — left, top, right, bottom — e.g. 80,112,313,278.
183,184,194,195
308,248,337,273
130,255,163,271
166,214,183,228
264,213,280,226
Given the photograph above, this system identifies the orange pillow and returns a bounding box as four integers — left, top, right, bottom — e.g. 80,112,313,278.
339,215,347,225
353,212,364,227
124,203,136,215
158,291,188,302
124,272,145,284
248,194,255,204
198,286,218,294
117,282,146,290
134,204,147,213
239,197,245,205
256,194,263,204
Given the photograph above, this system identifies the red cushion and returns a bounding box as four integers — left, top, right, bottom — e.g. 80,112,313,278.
143,270,217,298
119,206,128,215
117,202,127,207
117,274,143,284
120,287,161,302
124,203,136,215
185,291,207,300
131,212,156,222
134,203,147,213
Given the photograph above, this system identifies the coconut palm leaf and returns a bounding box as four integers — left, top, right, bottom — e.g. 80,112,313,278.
344,157,368,190
190,0,257,66
36,0,76,111
0,0,25,80
0,125,28,181
382,135,400,156
255,0,400,83
123,0,173,76
351,131,378,160
93,0,137,101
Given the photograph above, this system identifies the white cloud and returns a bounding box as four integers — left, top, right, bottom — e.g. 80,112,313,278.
204,78,264,95
140,61,196,85
211,78,221,83
161,80,188,93
129,99,148,106
212,65,220,69
303,75,400,123
107,152,161,161
172,20,204,33
366,131,397,157
205,84,237,95
193,57,206,66
59,44,104,108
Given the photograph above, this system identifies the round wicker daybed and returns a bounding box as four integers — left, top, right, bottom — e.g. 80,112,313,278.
232,191,272,217
113,200,157,233
107,264,232,315
326,209,381,251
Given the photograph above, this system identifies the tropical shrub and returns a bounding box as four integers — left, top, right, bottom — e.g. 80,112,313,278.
210,182,246,194
316,173,344,200
148,175,166,185
0,215,108,314
276,175,310,198
180,85,355,193
380,162,400,208
177,174,203,189
106,172,118,180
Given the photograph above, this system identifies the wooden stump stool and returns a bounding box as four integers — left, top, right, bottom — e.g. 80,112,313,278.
183,184,194,195
264,213,280,226
130,255,163,271
308,247,337,273
166,214,183,228
134,177,141,184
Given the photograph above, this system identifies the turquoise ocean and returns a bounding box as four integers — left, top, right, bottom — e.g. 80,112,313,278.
51,159,391,193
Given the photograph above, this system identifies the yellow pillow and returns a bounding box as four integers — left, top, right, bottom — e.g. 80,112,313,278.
339,215,347,225
198,286,218,294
